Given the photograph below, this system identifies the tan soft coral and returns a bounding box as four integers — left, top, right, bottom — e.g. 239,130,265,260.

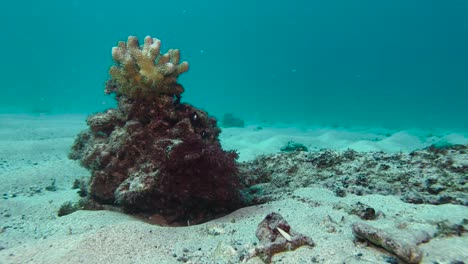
108,35,189,99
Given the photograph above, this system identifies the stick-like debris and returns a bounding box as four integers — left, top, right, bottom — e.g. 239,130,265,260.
352,222,423,264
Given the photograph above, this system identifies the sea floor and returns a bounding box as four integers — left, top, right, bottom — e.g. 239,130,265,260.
0,114,467,264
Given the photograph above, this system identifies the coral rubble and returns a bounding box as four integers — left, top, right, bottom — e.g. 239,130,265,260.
280,141,308,152
240,144,468,205
352,222,423,263
253,212,315,263
70,36,242,224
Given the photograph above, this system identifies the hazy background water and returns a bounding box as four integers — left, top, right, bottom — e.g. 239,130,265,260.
1,0,467,131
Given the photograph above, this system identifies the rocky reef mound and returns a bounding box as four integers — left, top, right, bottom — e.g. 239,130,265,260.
70,36,242,224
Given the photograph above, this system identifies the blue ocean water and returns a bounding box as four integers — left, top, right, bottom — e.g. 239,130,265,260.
1,0,467,131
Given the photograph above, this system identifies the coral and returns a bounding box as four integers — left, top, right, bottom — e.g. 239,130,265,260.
69,35,243,224
108,35,189,99
57,201,77,217
57,198,104,217
352,222,423,263
238,144,468,206
334,202,380,220
280,141,308,152
434,220,467,237
72,178,88,197
253,212,315,263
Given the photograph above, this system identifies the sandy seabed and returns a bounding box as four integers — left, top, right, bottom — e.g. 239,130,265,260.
0,114,467,264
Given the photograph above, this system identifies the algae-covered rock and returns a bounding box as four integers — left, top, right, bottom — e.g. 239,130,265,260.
70,35,243,224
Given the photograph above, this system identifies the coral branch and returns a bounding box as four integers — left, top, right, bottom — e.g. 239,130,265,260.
108,35,189,99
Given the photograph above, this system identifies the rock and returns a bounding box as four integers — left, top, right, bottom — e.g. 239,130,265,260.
253,212,315,263
352,222,423,264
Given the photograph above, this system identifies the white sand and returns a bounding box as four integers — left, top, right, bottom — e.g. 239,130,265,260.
220,124,468,161
1,114,467,264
